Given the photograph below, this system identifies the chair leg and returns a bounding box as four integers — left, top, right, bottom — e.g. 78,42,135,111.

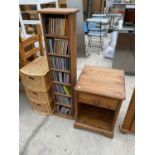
105,25,108,38
90,36,92,48
101,36,104,49
97,36,101,55
88,36,91,48
106,29,108,38
86,35,91,56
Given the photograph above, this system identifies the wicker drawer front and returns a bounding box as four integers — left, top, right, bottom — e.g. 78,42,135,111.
20,72,51,92
78,92,118,110
31,100,50,114
26,88,52,104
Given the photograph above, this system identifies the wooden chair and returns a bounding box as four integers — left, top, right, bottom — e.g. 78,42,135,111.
19,24,44,67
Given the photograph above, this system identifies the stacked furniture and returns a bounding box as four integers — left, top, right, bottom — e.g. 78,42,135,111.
19,0,58,37
74,65,125,138
38,8,79,119
58,0,67,8
20,56,54,115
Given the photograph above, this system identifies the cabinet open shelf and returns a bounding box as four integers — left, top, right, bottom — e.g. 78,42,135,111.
50,68,70,73
54,92,71,98
52,81,71,86
55,112,74,120
55,102,72,108
75,103,115,135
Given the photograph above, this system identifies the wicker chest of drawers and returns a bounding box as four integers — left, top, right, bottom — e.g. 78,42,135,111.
20,56,54,115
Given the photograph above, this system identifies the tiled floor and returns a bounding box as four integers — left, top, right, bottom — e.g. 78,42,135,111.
19,35,135,155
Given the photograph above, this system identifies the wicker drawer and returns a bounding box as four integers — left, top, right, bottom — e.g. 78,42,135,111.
30,100,50,114
20,56,51,92
78,92,118,110
20,71,51,92
25,88,52,104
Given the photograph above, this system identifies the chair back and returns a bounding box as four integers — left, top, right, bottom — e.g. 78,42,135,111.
19,24,44,67
86,19,105,37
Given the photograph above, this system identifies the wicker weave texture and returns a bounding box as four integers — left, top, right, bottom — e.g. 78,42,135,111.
20,56,51,92
25,88,52,104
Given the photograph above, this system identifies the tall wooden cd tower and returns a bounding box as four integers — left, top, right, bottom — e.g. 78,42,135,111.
39,8,79,119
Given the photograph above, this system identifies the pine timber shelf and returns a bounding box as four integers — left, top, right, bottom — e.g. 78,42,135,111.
55,112,74,120
48,53,70,58
38,8,79,15
52,81,71,86
55,102,72,108
46,34,69,39
54,92,71,98
50,68,70,74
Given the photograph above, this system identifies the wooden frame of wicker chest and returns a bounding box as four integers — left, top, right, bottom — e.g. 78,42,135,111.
74,65,125,138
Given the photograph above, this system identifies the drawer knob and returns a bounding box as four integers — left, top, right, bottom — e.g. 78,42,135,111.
29,76,34,80
32,92,37,95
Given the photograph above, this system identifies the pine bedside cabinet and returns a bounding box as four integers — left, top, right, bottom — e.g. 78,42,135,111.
74,65,125,138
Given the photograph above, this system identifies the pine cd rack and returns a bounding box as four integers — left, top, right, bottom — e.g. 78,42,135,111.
39,8,79,119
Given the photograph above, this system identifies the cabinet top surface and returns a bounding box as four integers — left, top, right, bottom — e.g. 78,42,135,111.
38,8,79,15
20,56,49,76
75,65,125,100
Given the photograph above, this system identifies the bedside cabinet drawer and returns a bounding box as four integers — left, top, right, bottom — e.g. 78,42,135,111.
25,88,52,104
78,92,118,110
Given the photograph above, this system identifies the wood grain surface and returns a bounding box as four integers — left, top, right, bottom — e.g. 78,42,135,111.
75,65,125,100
